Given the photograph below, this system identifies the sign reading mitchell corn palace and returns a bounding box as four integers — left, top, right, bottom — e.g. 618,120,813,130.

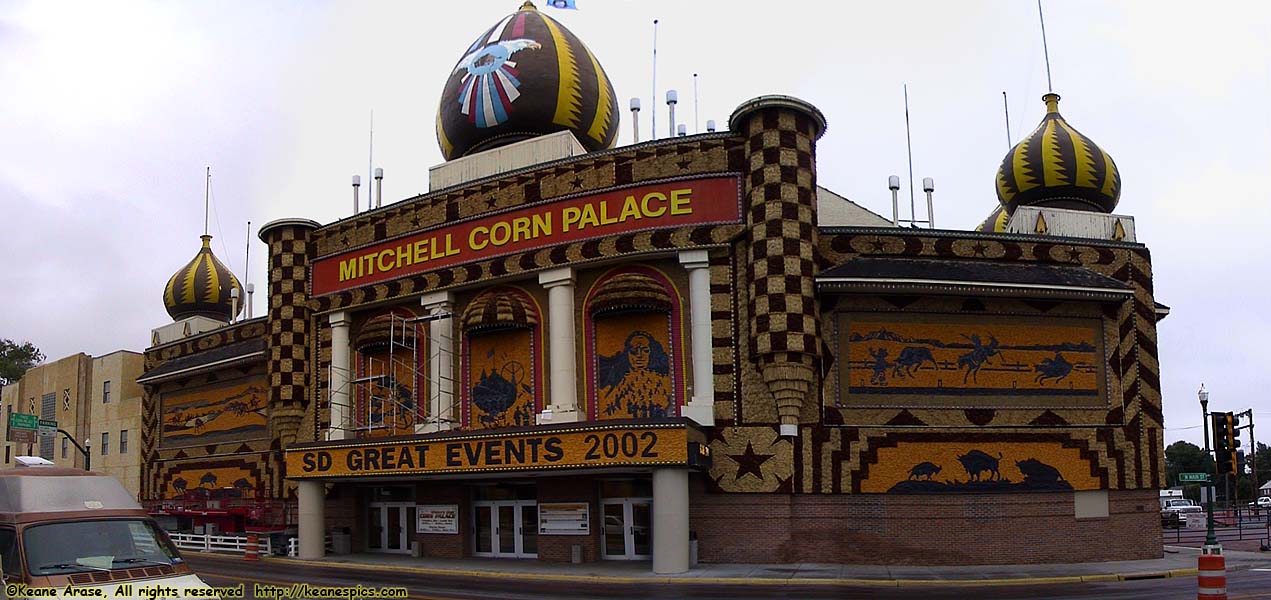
142,2,1165,572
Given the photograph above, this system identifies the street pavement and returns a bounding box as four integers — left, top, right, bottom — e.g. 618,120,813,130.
185,550,1271,600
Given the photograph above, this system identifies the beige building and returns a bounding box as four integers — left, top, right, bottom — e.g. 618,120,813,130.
89,351,145,497
0,350,144,499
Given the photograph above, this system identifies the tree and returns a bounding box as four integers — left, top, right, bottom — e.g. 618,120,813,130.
1165,440,1214,487
0,339,44,385
1252,442,1271,495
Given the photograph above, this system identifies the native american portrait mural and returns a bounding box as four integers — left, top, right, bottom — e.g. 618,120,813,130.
836,313,1107,409
858,440,1103,494
160,377,268,447
594,314,676,420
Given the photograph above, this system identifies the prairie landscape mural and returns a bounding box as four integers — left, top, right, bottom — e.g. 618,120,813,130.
859,441,1102,494
163,463,258,500
836,313,1107,409
161,378,267,447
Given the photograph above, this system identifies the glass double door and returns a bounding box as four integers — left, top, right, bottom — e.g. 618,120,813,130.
602,498,651,560
367,502,416,554
474,500,537,558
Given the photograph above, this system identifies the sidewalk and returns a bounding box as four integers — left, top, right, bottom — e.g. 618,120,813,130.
206,545,1271,587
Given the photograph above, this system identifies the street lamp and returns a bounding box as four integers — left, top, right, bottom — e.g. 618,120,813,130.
1200,384,1217,548
84,438,91,472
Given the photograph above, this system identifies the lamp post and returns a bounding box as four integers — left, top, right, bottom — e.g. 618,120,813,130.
1200,384,1217,548
84,437,91,472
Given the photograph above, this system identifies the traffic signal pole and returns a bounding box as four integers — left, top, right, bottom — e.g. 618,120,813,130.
1202,404,1218,547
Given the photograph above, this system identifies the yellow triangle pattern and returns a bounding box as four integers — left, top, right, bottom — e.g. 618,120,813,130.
996,168,1015,203
583,45,613,146
1011,137,1039,193
180,256,199,304
1034,212,1049,234
1056,119,1097,188
1113,219,1126,241
1101,152,1119,198
1040,119,1068,187
202,253,220,303
541,15,582,129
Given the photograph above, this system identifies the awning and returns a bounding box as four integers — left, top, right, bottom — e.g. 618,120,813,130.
817,257,1134,301
137,339,266,385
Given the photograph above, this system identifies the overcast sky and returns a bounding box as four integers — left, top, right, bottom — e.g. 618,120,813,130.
1,0,1267,447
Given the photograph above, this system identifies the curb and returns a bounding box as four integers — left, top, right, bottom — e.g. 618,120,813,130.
186,552,1205,588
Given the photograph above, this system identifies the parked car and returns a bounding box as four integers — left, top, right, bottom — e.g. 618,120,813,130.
1161,498,1202,528
1248,496,1271,510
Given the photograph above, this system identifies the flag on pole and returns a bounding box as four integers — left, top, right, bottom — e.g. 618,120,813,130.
546,0,578,9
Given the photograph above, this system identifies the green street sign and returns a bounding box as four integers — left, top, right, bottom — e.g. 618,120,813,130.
7,413,37,431
1179,472,1210,482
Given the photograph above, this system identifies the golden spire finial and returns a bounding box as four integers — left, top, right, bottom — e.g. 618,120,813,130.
200,234,213,248
1043,93,1061,114
520,1,537,10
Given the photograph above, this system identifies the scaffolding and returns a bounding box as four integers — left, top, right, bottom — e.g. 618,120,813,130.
326,312,459,439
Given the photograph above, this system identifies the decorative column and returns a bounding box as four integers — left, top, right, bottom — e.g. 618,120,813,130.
678,250,715,426
297,480,325,560
327,311,351,440
421,291,455,433
729,96,827,437
538,267,580,424
258,218,321,449
652,468,690,573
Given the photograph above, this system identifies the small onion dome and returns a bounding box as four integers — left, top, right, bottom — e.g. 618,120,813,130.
588,272,672,315
163,235,243,321
354,313,418,350
996,93,1121,213
436,1,618,160
461,289,539,332
975,205,1011,233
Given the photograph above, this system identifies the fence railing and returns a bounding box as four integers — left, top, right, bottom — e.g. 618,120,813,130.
170,532,273,555
1161,509,1271,547
286,535,333,557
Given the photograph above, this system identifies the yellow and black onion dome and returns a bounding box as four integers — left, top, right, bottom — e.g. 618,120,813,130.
163,235,243,321
975,205,1011,233
996,93,1121,213
436,1,618,160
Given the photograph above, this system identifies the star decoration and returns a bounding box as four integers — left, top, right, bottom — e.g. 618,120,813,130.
675,158,692,170
340,236,349,245
1066,247,1084,263
485,197,498,208
867,238,887,253
410,216,421,227
729,441,774,482
571,176,584,189
970,242,988,256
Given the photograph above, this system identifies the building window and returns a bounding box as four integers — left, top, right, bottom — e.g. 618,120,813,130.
103,380,111,404
459,287,542,430
120,430,128,454
61,437,68,460
101,432,109,456
4,446,9,464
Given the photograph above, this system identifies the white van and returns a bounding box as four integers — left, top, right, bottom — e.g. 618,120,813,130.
0,460,218,599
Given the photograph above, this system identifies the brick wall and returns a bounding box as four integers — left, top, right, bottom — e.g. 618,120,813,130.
414,483,468,559
536,478,600,563
691,482,1162,565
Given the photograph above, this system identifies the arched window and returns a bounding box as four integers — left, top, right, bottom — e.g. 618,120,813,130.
584,267,685,420
353,309,425,437
460,287,543,430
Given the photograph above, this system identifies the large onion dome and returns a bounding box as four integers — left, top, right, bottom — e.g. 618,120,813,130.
436,1,619,160
163,235,243,321
975,205,1010,233
995,93,1121,213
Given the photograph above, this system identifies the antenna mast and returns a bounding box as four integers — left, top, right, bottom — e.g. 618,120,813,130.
651,19,659,141
367,110,374,211
693,73,699,134
244,220,251,289
1038,0,1053,92
203,167,211,236
1002,91,1012,147
904,84,916,226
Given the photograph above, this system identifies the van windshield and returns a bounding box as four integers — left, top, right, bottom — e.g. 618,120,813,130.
24,519,182,576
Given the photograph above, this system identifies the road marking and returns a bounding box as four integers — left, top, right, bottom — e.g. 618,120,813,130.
199,571,457,600
1252,568,1271,571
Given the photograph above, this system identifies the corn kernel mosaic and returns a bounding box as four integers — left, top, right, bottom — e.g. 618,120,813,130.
593,312,676,420
466,327,538,429
160,377,268,447
859,441,1102,493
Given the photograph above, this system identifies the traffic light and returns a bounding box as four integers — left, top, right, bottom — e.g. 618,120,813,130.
1212,412,1240,476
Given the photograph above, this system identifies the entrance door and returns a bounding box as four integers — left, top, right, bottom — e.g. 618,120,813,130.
601,498,652,560
473,500,537,558
368,502,414,554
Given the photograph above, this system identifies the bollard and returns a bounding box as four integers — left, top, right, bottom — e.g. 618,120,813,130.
244,532,260,562
1197,546,1225,600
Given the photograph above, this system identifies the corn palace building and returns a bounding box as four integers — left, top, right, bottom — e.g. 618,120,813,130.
138,2,1167,572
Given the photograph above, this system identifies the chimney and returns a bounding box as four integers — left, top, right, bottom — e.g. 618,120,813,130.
230,287,240,323
351,175,361,215
630,98,642,143
706,119,716,133
888,175,901,227
922,177,935,228
666,90,678,139
374,167,384,208
245,282,255,319
676,124,686,137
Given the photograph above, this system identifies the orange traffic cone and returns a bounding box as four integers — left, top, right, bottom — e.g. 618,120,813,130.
244,532,259,562
1198,547,1226,600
